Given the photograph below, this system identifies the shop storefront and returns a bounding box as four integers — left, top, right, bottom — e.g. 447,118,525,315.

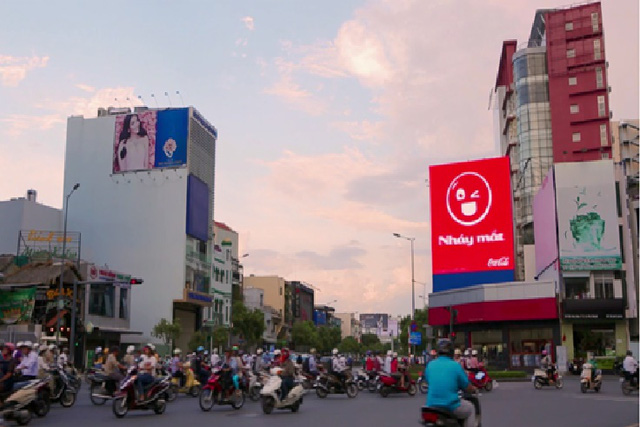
173,288,213,353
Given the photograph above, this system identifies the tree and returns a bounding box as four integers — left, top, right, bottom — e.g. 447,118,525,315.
152,318,181,349
188,330,206,351
232,301,265,347
399,308,429,355
361,333,381,348
316,326,342,354
338,336,361,355
291,321,318,350
211,326,229,349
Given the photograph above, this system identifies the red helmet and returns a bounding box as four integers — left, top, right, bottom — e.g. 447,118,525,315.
281,348,290,361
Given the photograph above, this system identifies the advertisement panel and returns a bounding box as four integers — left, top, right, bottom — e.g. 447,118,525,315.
18,230,81,263
533,168,560,281
429,157,515,292
186,174,210,242
113,108,189,173
0,288,36,325
555,160,621,270
359,313,388,333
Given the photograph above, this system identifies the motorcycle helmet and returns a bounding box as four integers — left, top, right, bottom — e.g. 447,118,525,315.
387,350,392,356
126,345,135,354
273,349,281,356
437,339,454,357
197,346,205,353
332,348,339,356
393,352,398,358
49,344,57,351
366,350,372,356
174,348,182,355
281,348,290,361
204,350,209,356
16,341,23,349
471,350,478,356
464,349,470,357
542,350,547,355
454,349,462,356
256,349,263,355
96,346,102,354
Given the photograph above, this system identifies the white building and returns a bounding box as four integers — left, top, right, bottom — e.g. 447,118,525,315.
243,286,278,345
63,106,218,351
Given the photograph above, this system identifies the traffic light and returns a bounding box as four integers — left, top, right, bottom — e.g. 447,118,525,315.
130,278,144,285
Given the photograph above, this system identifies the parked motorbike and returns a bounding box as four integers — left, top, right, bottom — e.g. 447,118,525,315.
621,371,639,395
580,363,602,393
169,366,201,398
533,366,563,389
421,391,481,427
378,373,417,397
417,371,428,394
198,366,245,411
47,366,77,407
315,370,358,398
88,370,119,405
468,366,493,392
112,367,171,418
260,368,305,414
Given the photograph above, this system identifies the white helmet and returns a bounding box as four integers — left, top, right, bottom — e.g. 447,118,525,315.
332,348,339,355
257,349,263,355
393,352,398,358
22,341,33,349
174,348,182,355
274,349,281,356
126,345,135,354
96,346,102,353
147,343,156,351
387,350,392,356
16,341,23,348
464,349,470,356
213,348,218,354
471,349,478,356
49,344,57,351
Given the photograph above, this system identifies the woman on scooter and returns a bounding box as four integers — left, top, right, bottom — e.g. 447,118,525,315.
136,345,157,402
170,349,185,386
278,348,295,401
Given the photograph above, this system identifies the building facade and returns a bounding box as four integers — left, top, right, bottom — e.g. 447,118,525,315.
335,312,361,341
243,275,286,339
63,106,217,351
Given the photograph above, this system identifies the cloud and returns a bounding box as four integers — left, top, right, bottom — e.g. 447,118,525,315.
75,83,95,93
331,120,384,142
241,16,255,31
0,114,65,136
0,55,49,86
262,69,327,116
296,244,367,270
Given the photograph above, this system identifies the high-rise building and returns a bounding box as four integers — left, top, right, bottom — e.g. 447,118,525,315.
63,106,217,351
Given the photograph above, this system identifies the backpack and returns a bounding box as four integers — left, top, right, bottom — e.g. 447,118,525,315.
302,357,310,373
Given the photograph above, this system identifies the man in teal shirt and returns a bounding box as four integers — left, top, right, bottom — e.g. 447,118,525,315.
425,339,476,427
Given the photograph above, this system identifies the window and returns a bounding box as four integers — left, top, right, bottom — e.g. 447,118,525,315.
119,288,128,319
602,153,610,159
595,67,603,88
594,273,614,299
591,12,599,32
567,49,576,58
570,104,579,114
572,132,581,142
225,306,229,323
279,287,283,296
565,22,573,31
597,95,606,117
615,183,622,217
565,277,590,299
568,76,577,86
594,39,601,60
600,124,608,146
89,284,115,317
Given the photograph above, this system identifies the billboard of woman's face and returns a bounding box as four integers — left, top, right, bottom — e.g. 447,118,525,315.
113,111,157,173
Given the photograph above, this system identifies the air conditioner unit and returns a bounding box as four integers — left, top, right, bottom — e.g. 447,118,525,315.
97,108,108,117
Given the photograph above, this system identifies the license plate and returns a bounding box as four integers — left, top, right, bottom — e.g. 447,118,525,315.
475,372,485,380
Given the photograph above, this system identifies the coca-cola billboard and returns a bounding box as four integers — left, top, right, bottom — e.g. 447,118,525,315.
429,157,515,292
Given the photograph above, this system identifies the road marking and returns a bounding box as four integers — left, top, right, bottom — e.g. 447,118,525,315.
565,394,639,403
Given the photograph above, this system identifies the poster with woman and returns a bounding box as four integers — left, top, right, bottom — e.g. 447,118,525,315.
112,111,157,173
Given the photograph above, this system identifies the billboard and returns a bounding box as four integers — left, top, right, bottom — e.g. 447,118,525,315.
18,230,81,264
555,160,621,270
533,168,560,282
186,174,210,242
429,157,515,292
359,313,388,333
113,108,189,173
0,288,36,325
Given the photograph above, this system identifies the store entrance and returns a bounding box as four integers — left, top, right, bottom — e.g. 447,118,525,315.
573,324,616,357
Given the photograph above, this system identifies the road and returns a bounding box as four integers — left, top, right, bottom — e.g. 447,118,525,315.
29,376,638,427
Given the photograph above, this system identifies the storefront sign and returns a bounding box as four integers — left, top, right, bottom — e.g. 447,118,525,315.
187,291,213,304
87,264,131,285
429,157,515,292
0,288,36,325
563,299,624,320
18,230,81,262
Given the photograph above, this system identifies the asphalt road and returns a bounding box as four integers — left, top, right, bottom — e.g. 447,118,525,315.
22,376,638,427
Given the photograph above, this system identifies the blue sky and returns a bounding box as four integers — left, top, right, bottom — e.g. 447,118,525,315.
1,0,638,316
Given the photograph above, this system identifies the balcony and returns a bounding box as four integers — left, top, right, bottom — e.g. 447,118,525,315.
563,298,625,320
185,245,212,269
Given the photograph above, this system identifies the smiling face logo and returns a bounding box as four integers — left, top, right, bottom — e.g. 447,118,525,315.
446,171,492,226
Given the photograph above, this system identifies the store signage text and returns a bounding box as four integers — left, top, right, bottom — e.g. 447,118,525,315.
26,230,73,243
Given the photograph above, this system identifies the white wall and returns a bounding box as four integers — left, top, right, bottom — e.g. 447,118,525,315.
0,199,62,255
64,116,188,338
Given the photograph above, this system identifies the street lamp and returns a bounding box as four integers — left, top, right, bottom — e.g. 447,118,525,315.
393,233,415,320
57,183,80,346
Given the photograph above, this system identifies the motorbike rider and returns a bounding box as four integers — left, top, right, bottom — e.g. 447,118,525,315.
16,341,38,381
278,348,296,401
272,349,282,367
193,346,209,386
169,348,184,386
384,350,392,373
365,351,375,373
254,349,266,373
123,346,136,367
210,348,221,367
136,345,157,402
375,351,383,372
308,348,319,376
0,343,16,393
425,339,476,427
331,348,348,385
468,350,480,372
58,347,69,368
229,346,245,391
105,346,126,383
454,349,464,368
623,350,639,386
540,350,555,382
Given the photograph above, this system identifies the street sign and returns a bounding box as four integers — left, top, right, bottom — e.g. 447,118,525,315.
409,332,422,345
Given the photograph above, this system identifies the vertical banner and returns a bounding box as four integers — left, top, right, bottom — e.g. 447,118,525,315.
0,288,36,324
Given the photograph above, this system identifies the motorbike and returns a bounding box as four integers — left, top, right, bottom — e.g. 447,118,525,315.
355,371,370,391
315,370,358,398
620,371,639,395
580,363,602,393
421,391,481,427
47,366,77,407
417,371,428,394
88,370,119,405
62,365,82,391
0,377,51,425
260,368,305,414
249,371,270,401
467,366,493,392
367,371,381,393
112,367,171,418
378,373,417,397
169,366,201,398
568,358,584,376
533,366,563,389
298,371,317,391
198,366,245,411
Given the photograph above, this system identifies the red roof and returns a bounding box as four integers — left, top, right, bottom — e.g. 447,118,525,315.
214,221,235,232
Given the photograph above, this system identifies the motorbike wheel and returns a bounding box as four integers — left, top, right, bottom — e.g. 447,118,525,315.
189,385,201,398
622,381,632,395
112,396,128,418
419,381,428,394
16,410,32,426
380,386,390,398
60,389,76,408
199,389,214,412
302,379,312,390
357,380,365,391
291,401,300,413
316,387,328,398
90,383,107,406
32,390,50,417
346,383,358,398
262,396,275,415
71,377,82,391
555,379,564,389
580,382,588,393
165,387,177,402
232,391,245,410
249,386,261,402
154,399,167,415
368,380,378,393
407,384,417,396
484,380,493,392
534,379,542,390
595,385,600,393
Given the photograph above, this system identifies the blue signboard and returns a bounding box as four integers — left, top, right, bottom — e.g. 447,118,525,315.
186,174,210,242
154,108,189,168
409,332,422,345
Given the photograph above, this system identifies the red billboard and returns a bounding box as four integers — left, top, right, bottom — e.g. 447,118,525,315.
429,157,514,292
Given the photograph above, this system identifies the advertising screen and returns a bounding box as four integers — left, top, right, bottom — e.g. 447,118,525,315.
186,174,210,242
359,313,388,333
555,160,621,270
113,108,188,173
429,157,515,292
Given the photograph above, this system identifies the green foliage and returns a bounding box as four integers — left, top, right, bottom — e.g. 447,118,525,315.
151,318,181,349
488,371,527,379
232,301,265,347
361,333,380,347
211,326,229,349
338,336,361,355
188,331,207,351
399,308,429,354
315,326,342,354
291,321,318,349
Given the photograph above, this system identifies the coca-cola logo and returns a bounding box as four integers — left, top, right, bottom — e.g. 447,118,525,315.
89,265,98,279
487,257,510,267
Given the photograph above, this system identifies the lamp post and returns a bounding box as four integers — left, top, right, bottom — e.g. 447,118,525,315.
57,183,80,347
393,233,415,320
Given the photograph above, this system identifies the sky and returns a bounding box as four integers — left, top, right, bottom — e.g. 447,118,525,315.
1,0,638,318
